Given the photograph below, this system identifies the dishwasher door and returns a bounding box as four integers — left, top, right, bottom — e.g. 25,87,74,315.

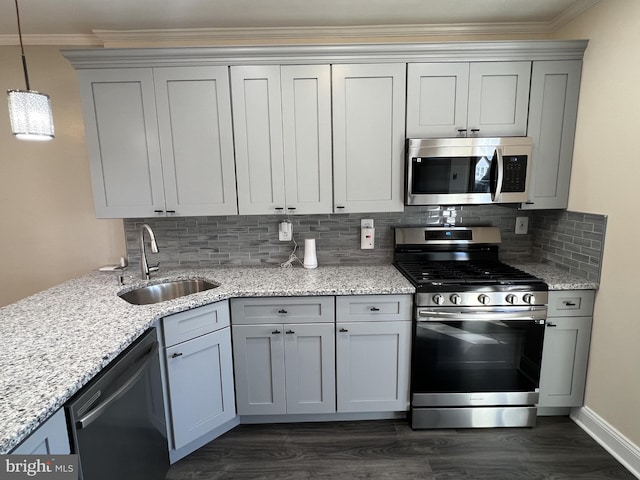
67,328,169,480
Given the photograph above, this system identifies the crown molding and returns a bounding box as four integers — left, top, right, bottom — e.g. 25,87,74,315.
63,40,589,69
0,33,102,46
91,22,560,48
0,1,601,48
550,0,600,30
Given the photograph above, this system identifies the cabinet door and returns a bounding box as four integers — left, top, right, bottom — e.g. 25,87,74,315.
154,66,238,216
77,68,164,218
467,62,531,137
232,324,286,415
522,60,582,210
165,327,236,450
406,63,470,138
281,65,333,214
336,321,411,412
284,323,336,414
332,64,406,213
231,66,286,215
11,409,70,454
538,316,592,408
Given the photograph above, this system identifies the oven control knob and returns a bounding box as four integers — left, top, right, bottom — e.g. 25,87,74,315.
478,294,490,305
506,294,517,304
450,294,462,305
523,294,536,305
432,294,444,305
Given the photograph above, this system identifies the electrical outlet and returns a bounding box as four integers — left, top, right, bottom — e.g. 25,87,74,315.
515,216,529,235
361,219,374,229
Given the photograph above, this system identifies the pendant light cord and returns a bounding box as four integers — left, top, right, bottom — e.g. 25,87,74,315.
14,0,30,90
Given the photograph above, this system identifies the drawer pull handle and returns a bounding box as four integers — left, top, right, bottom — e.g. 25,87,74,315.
272,330,281,335
278,309,288,314
171,352,183,358
285,330,295,335
546,322,557,327
339,328,349,333
564,301,577,307
370,307,380,312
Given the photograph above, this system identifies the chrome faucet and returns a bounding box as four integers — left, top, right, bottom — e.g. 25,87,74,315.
139,224,159,280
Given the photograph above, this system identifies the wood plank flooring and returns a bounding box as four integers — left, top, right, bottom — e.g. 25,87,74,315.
165,417,636,480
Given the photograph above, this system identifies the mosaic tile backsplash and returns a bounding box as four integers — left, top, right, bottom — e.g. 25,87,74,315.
123,205,606,282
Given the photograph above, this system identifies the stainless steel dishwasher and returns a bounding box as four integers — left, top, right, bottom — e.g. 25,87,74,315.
67,328,169,480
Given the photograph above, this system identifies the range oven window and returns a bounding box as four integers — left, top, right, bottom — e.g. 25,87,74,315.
410,155,494,195
412,318,545,394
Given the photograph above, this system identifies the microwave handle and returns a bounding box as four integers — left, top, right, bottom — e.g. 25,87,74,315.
491,148,504,201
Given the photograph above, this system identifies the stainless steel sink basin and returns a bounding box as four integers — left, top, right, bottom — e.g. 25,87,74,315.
119,279,219,305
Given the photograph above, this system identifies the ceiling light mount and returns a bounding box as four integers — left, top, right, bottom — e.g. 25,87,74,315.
7,0,55,141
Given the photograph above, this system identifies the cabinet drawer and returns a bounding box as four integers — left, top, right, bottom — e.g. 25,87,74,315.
230,296,334,325
163,301,230,347
547,290,595,317
336,295,412,322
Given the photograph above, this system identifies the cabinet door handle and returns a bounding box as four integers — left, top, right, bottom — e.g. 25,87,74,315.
470,128,480,134
336,205,345,209
287,207,296,211
278,309,288,314
272,330,281,335
171,352,183,358
154,209,164,214
166,210,176,215
546,322,557,327
456,128,467,136
275,207,284,211
370,307,380,312
339,328,349,333
285,330,295,335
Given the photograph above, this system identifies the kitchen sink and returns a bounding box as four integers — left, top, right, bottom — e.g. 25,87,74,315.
119,279,219,305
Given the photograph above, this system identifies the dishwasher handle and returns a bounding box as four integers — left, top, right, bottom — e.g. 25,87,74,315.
76,340,159,430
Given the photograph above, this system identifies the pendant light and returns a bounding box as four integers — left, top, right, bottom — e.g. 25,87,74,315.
6,0,54,141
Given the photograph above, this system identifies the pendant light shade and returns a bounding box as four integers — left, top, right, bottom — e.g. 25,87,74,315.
6,0,54,141
8,89,54,141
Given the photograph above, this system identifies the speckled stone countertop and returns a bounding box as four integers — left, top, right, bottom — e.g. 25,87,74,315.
0,264,414,454
509,262,599,290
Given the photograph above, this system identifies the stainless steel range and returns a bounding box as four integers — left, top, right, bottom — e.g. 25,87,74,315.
393,226,548,429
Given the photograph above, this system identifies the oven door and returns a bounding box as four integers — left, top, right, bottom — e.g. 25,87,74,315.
412,306,546,407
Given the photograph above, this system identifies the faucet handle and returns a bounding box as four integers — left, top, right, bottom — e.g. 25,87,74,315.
149,263,160,273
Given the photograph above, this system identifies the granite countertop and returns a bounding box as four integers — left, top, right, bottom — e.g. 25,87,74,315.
509,262,599,290
0,264,414,454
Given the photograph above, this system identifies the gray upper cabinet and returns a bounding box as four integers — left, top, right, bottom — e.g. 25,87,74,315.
522,60,582,210
78,66,238,218
231,65,333,215
406,61,531,138
332,63,406,213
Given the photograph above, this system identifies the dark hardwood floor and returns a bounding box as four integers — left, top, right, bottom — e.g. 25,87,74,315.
165,417,636,480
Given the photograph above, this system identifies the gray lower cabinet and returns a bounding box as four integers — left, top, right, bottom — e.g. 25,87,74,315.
10,408,70,454
335,295,412,412
231,297,336,415
538,290,595,408
523,60,582,210
161,302,237,462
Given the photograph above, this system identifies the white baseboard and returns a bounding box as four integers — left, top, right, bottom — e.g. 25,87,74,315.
571,406,640,479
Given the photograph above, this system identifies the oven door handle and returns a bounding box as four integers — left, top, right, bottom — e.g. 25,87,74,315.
417,308,546,322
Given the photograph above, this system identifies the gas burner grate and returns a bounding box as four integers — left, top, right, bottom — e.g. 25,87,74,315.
395,261,543,286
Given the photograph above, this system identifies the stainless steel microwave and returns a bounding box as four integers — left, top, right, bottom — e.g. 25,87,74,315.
405,137,533,206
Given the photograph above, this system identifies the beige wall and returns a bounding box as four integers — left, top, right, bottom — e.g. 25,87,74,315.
556,1,640,446
0,46,125,307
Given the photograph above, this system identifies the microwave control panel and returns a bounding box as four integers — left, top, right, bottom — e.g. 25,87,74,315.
502,156,528,192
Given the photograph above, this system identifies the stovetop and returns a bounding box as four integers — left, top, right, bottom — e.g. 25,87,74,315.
394,260,545,287
393,226,548,307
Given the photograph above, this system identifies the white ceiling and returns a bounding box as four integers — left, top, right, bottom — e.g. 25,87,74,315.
0,0,599,45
